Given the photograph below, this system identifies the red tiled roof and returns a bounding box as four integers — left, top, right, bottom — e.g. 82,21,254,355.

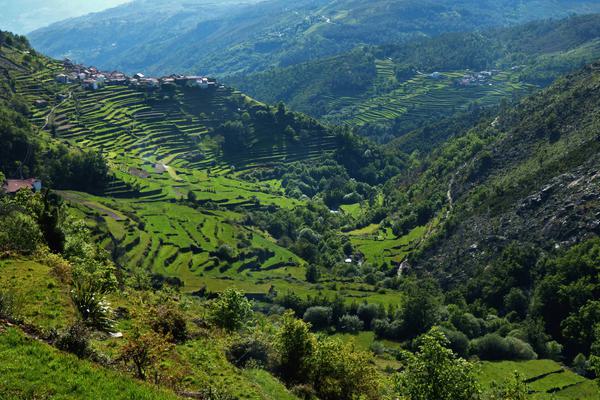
2,179,40,194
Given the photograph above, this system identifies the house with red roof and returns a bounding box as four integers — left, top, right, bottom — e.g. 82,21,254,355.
1,178,42,194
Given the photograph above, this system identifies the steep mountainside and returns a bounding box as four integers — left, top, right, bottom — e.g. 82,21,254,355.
28,0,600,77
230,15,600,141
409,63,600,282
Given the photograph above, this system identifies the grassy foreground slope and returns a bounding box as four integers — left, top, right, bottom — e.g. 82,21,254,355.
0,328,180,400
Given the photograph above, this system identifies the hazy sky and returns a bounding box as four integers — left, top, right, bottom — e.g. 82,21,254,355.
0,0,131,34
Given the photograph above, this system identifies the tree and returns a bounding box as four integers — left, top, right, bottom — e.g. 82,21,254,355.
395,327,481,400
149,303,188,343
303,306,332,330
119,329,173,381
309,338,383,400
305,264,321,283
397,279,441,339
590,325,600,389
187,190,197,203
208,288,252,331
276,311,316,383
338,314,364,333
0,211,42,254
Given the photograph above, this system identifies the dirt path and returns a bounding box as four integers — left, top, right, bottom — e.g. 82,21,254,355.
56,191,125,221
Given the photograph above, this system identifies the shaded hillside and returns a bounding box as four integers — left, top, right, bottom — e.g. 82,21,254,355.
28,0,600,77
230,14,600,141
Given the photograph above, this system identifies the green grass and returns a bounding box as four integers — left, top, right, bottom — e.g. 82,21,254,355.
321,65,536,128
0,328,181,400
0,259,74,331
241,369,300,400
479,360,598,399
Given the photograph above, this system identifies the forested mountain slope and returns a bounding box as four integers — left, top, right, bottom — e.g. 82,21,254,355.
230,14,600,141
373,61,600,364
28,0,600,78
404,62,600,281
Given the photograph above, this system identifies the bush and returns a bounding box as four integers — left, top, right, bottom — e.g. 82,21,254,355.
357,303,380,330
396,327,480,400
338,314,363,333
0,212,42,254
56,322,91,358
208,288,252,331
0,286,19,320
215,244,236,262
227,334,272,368
119,329,173,381
572,353,588,376
441,328,470,358
470,334,537,360
276,311,316,383
450,311,482,339
303,306,332,331
305,264,321,283
149,304,188,343
71,277,113,332
309,338,382,400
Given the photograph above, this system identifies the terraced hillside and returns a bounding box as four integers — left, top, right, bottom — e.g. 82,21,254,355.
0,45,406,306
321,67,535,127
230,15,600,141
479,360,598,400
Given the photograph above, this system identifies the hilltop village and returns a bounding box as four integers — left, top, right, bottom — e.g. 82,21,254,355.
55,59,218,91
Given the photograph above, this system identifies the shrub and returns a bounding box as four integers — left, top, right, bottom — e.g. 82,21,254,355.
545,340,563,362
369,341,385,356
303,306,332,331
505,336,537,360
38,250,72,283
71,277,113,332
276,311,316,383
487,371,529,400
215,244,236,261
395,327,480,400
119,329,173,381
0,286,19,320
450,311,482,339
357,303,380,330
440,328,470,358
227,334,273,368
338,314,363,333
470,334,537,360
208,288,252,331
470,334,508,360
56,322,91,358
0,212,42,254
309,338,383,400
149,303,188,343
305,264,321,283
572,353,588,376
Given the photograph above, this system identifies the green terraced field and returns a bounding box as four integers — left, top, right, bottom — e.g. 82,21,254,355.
5,57,409,306
479,360,597,400
321,60,536,127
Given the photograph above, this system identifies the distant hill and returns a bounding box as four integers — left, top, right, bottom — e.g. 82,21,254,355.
28,0,600,77
229,14,600,142
0,0,130,34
